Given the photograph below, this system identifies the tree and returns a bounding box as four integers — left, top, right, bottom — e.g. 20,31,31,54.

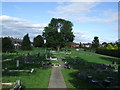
2,37,14,52
92,36,99,48
21,34,32,50
79,42,82,48
43,18,74,51
115,39,120,49
33,35,44,47
106,43,115,50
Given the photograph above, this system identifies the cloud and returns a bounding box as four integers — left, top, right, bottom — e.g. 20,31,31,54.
1,15,47,41
73,30,93,43
1,15,117,43
49,2,118,24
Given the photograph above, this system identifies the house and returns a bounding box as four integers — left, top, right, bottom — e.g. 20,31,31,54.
71,43,79,48
8,37,23,49
83,43,92,48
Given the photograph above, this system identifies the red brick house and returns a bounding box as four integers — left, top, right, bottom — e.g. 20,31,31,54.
83,43,92,47
71,43,79,48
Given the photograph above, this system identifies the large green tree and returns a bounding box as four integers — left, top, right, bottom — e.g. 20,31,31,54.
43,18,74,51
21,34,32,50
33,35,44,47
2,37,14,52
92,36,99,48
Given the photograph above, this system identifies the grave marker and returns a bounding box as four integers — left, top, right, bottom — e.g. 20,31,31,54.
16,60,19,67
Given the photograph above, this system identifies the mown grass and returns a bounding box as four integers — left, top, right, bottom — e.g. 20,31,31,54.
62,69,100,89
2,48,52,88
59,49,120,69
2,68,51,88
58,48,120,89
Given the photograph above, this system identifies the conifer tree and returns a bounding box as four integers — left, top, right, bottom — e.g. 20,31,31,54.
21,34,32,50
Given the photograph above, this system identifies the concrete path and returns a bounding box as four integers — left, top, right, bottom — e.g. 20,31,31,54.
48,55,67,88
48,67,67,88
57,56,65,69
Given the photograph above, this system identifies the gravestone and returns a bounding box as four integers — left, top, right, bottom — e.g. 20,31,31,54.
46,54,47,58
76,49,79,51
16,60,19,67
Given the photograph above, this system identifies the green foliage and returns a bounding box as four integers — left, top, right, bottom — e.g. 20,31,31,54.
2,37,14,52
96,48,120,58
43,18,74,50
92,36,99,48
106,43,115,50
33,35,44,47
114,44,118,49
21,34,32,50
101,43,118,50
79,42,82,47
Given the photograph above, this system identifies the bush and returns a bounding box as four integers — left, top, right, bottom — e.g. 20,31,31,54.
2,37,15,52
96,48,120,58
21,34,32,50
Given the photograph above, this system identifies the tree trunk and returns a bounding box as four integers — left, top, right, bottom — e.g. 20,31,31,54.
57,46,60,51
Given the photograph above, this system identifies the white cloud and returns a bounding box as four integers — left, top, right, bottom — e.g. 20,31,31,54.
49,2,118,24
1,15,117,43
1,15,47,41
73,30,93,43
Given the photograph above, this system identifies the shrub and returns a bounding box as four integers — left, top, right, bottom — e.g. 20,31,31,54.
96,48,120,58
2,37,15,52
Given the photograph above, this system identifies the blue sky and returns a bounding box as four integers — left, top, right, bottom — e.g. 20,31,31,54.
1,2,118,43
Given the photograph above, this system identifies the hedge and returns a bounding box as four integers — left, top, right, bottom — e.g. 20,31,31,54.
96,49,120,58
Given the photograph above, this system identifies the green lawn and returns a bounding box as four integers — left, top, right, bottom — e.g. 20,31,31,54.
2,48,52,89
2,48,120,89
2,68,51,88
62,69,100,89
59,48,120,89
59,49,119,68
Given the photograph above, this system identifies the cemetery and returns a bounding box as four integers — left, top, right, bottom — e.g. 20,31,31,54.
2,48,52,89
2,47,120,89
59,49,120,88
1,2,120,89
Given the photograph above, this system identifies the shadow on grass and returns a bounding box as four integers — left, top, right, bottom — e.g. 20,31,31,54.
99,56,120,64
62,56,119,89
65,69,101,89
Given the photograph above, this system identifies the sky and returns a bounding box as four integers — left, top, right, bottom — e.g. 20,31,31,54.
1,2,119,43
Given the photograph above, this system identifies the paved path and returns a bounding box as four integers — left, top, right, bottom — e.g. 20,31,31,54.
57,56,65,69
48,67,67,88
48,55,67,88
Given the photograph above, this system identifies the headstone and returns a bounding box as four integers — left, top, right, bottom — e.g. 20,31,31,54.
16,60,19,67
76,49,79,51
46,54,47,58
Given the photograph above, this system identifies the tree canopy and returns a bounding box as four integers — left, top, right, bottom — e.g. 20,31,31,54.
33,35,44,47
21,34,32,50
92,36,99,48
2,37,14,52
43,18,74,50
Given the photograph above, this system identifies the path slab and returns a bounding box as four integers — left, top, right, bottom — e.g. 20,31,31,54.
48,67,67,88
